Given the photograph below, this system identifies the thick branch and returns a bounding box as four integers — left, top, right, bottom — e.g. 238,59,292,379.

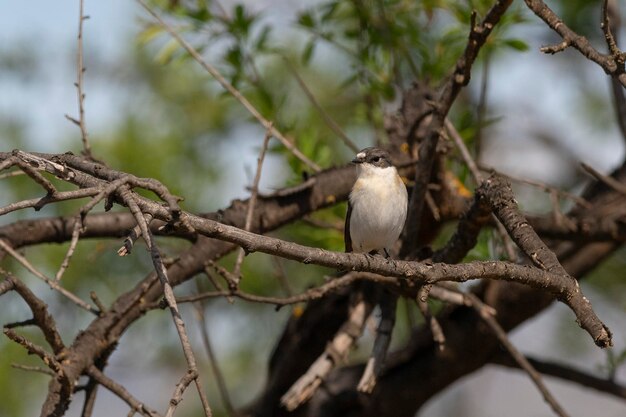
402,0,513,252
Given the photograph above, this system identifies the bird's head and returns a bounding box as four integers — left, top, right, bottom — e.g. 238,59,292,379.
352,147,393,176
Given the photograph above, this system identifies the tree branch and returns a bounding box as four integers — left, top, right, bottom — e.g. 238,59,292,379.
524,0,626,86
492,353,626,401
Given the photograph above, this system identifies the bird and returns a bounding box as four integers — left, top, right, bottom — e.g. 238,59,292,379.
344,147,408,257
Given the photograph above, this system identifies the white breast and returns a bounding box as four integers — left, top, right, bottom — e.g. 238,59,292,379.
349,165,408,254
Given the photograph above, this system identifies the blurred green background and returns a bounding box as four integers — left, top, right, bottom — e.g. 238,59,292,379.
0,1,625,416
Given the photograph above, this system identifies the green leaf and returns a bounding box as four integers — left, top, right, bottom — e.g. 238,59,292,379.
225,45,242,69
155,38,182,64
298,11,316,29
302,39,316,65
255,25,272,51
321,1,339,21
137,24,163,45
502,38,530,51
230,4,254,37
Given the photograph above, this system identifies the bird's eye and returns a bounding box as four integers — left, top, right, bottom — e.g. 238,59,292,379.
371,156,380,163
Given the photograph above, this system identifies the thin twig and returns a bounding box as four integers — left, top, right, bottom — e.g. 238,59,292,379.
55,215,83,281
87,366,161,417
3,328,66,377
602,0,623,63
118,213,154,257
192,283,237,417
137,0,321,172
167,370,199,417
232,126,273,284
80,376,99,417
524,0,626,86
72,0,93,158
173,272,387,308
90,291,107,313
480,165,593,209
445,119,482,183
118,187,211,417
357,291,398,393
445,119,517,260
281,297,373,410
474,52,491,157
15,158,58,196
11,363,56,376
402,0,514,256
492,352,626,400
415,284,445,350
0,187,102,216
1,270,66,353
271,257,294,297
283,56,359,153
605,0,626,144
0,169,25,179
581,162,626,197
466,293,571,417
0,239,99,315
206,260,238,291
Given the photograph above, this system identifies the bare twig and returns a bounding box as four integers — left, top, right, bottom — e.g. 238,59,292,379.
524,0,626,86
80,376,99,417
284,57,359,153
137,0,321,172
192,289,236,417
0,169,25,179
415,284,445,350
605,0,626,143
55,215,83,281
492,352,626,400
445,119,482,183
118,213,154,256
87,365,161,417
232,126,273,285
480,166,593,209
175,272,388,308
581,162,626,197
445,120,517,260
89,291,107,313
402,0,514,254
474,52,491,156
117,187,212,417
167,370,200,417
281,294,374,410
271,257,294,297
206,260,238,291
0,187,102,216
1,270,65,354
478,175,612,347
11,363,56,376
0,155,58,199
357,291,398,392
3,328,67,380
0,239,99,315
602,0,623,64
466,293,570,417
69,0,94,158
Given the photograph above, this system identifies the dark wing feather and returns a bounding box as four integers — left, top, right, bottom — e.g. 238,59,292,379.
344,201,353,253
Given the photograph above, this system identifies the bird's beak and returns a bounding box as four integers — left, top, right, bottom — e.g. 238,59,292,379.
352,156,364,164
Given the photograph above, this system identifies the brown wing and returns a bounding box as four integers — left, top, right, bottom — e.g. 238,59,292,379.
344,201,353,253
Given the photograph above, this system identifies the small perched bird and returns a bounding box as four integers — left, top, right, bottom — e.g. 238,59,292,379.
345,147,408,257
